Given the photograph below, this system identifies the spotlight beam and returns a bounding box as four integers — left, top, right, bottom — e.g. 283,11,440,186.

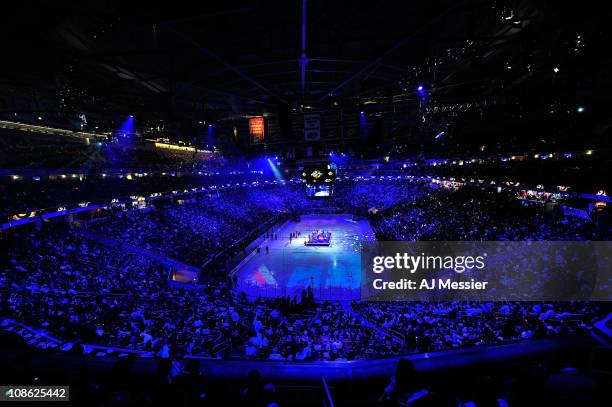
267,158,284,181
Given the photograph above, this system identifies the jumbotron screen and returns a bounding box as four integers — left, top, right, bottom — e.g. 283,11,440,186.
301,164,337,197
306,184,331,197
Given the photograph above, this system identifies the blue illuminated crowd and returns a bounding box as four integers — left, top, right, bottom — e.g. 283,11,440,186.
1,180,609,363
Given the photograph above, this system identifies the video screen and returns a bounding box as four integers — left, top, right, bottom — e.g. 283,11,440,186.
305,183,331,197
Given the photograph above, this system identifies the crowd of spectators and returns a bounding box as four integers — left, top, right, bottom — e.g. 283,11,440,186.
1,180,609,364
0,127,219,171
93,188,285,266
0,172,272,220
414,154,611,195
2,222,400,361
353,301,603,354
370,185,598,241
3,225,166,295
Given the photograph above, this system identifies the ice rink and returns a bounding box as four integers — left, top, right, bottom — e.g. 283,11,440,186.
234,214,375,300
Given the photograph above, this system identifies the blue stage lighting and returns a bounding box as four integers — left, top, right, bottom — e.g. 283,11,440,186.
359,111,367,135
266,158,284,181
417,85,424,91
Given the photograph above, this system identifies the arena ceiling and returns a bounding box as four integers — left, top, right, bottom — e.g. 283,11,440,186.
1,1,611,151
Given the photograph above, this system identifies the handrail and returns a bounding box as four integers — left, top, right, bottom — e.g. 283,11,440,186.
81,343,154,357
321,376,335,407
212,338,230,357
1,319,64,345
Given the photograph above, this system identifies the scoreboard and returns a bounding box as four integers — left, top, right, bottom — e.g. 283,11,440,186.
301,164,337,197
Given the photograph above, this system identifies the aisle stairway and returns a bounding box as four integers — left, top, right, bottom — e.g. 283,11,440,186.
344,302,405,347
78,228,201,279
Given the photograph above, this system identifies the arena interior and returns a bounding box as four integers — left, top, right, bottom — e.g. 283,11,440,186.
1,1,612,406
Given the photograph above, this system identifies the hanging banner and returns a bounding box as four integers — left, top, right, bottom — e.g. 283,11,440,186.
249,117,265,144
304,113,321,141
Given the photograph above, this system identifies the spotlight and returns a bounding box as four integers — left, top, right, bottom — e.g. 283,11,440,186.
417,85,424,91
576,106,585,113
129,114,134,118
38,116,42,120
553,67,560,73
360,111,364,115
